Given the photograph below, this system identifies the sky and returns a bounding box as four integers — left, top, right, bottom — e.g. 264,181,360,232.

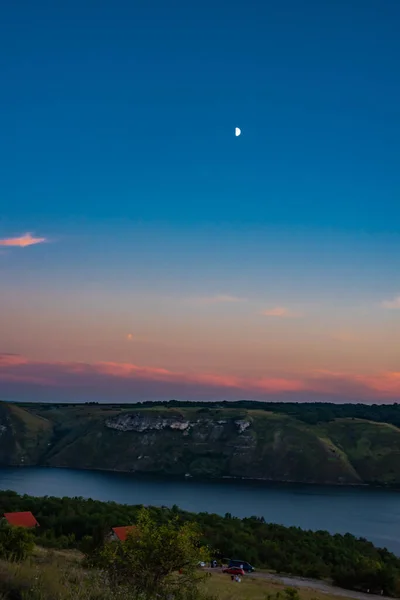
0,0,399,403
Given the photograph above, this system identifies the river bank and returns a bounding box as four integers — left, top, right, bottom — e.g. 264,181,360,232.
1,466,400,555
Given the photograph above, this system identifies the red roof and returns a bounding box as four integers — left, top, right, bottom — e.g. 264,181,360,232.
111,525,135,541
4,511,39,528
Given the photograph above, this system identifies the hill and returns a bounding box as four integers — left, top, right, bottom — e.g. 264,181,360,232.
0,547,386,600
1,491,400,596
1,401,400,485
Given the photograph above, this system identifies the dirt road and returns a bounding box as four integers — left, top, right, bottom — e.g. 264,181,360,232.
205,569,395,600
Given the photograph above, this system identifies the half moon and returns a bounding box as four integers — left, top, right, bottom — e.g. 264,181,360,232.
235,127,241,137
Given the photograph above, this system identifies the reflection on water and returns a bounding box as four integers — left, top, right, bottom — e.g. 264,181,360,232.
1,467,399,554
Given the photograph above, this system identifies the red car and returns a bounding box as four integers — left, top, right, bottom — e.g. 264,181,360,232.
222,567,245,576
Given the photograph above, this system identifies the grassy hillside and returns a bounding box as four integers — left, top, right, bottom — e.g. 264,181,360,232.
1,491,400,595
0,546,365,600
1,401,400,485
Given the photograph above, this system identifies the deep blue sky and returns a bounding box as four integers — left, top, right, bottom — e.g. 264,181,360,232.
1,0,399,231
1,0,399,403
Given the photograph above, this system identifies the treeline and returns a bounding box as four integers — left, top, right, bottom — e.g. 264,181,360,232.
0,490,400,595
11,399,400,427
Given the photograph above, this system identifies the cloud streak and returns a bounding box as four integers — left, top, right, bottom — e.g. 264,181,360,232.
0,233,46,247
0,353,398,402
260,306,301,318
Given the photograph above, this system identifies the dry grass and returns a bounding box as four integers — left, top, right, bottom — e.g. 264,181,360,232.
204,572,352,600
0,549,108,600
0,548,357,600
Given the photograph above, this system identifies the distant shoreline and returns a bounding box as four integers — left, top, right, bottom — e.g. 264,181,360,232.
2,464,400,492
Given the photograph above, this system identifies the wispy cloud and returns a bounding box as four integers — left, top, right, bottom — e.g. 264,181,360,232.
260,306,301,318
381,295,400,310
0,233,46,248
192,294,246,305
0,353,399,401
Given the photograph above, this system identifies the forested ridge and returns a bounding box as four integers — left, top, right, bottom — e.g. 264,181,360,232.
2,400,400,486
13,400,400,427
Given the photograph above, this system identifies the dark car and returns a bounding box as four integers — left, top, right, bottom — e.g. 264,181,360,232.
228,559,254,573
222,567,245,576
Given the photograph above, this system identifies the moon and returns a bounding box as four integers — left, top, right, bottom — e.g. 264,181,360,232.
235,127,241,137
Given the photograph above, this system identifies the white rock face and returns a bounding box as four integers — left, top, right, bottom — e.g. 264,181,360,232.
105,413,252,436
105,414,190,432
235,419,250,433
0,424,6,436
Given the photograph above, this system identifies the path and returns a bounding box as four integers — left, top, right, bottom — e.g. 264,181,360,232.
205,569,396,600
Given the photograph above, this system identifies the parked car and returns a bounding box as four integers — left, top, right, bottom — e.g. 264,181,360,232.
228,559,254,573
222,567,245,576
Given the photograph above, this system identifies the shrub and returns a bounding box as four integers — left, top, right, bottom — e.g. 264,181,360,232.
0,522,34,562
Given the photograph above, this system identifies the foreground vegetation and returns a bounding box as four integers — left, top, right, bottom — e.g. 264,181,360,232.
1,491,400,596
1,400,400,485
0,547,361,600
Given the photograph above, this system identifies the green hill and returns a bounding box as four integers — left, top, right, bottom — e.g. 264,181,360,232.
1,401,400,485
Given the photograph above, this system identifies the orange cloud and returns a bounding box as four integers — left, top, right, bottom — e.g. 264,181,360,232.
0,233,46,247
0,354,399,401
381,296,400,310
261,306,301,318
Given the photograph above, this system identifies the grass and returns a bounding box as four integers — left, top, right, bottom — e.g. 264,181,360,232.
204,572,370,600
0,548,359,600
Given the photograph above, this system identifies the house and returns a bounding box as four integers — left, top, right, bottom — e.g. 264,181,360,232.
3,511,39,528
109,525,136,542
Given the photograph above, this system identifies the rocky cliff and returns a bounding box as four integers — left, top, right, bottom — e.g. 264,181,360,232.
1,402,400,486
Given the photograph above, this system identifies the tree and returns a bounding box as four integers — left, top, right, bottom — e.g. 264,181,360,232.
87,507,213,600
0,520,35,561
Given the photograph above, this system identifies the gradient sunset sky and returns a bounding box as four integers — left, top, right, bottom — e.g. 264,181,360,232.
1,0,399,403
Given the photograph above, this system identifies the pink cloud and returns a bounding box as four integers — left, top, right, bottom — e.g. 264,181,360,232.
0,233,46,247
309,369,400,399
0,354,29,367
0,353,399,402
261,306,301,318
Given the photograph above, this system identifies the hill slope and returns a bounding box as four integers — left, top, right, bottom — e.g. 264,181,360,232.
1,402,400,485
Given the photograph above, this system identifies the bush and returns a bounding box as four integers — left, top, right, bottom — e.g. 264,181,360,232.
0,522,34,562
87,507,213,600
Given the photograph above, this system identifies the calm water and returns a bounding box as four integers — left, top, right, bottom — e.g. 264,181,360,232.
1,467,400,555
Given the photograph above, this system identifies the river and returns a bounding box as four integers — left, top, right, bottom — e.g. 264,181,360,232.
1,467,399,555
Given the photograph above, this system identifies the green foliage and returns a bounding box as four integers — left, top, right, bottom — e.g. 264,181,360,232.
1,491,400,595
28,400,398,427
0,520,34,562
332,559,400,596
88,507,211,599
